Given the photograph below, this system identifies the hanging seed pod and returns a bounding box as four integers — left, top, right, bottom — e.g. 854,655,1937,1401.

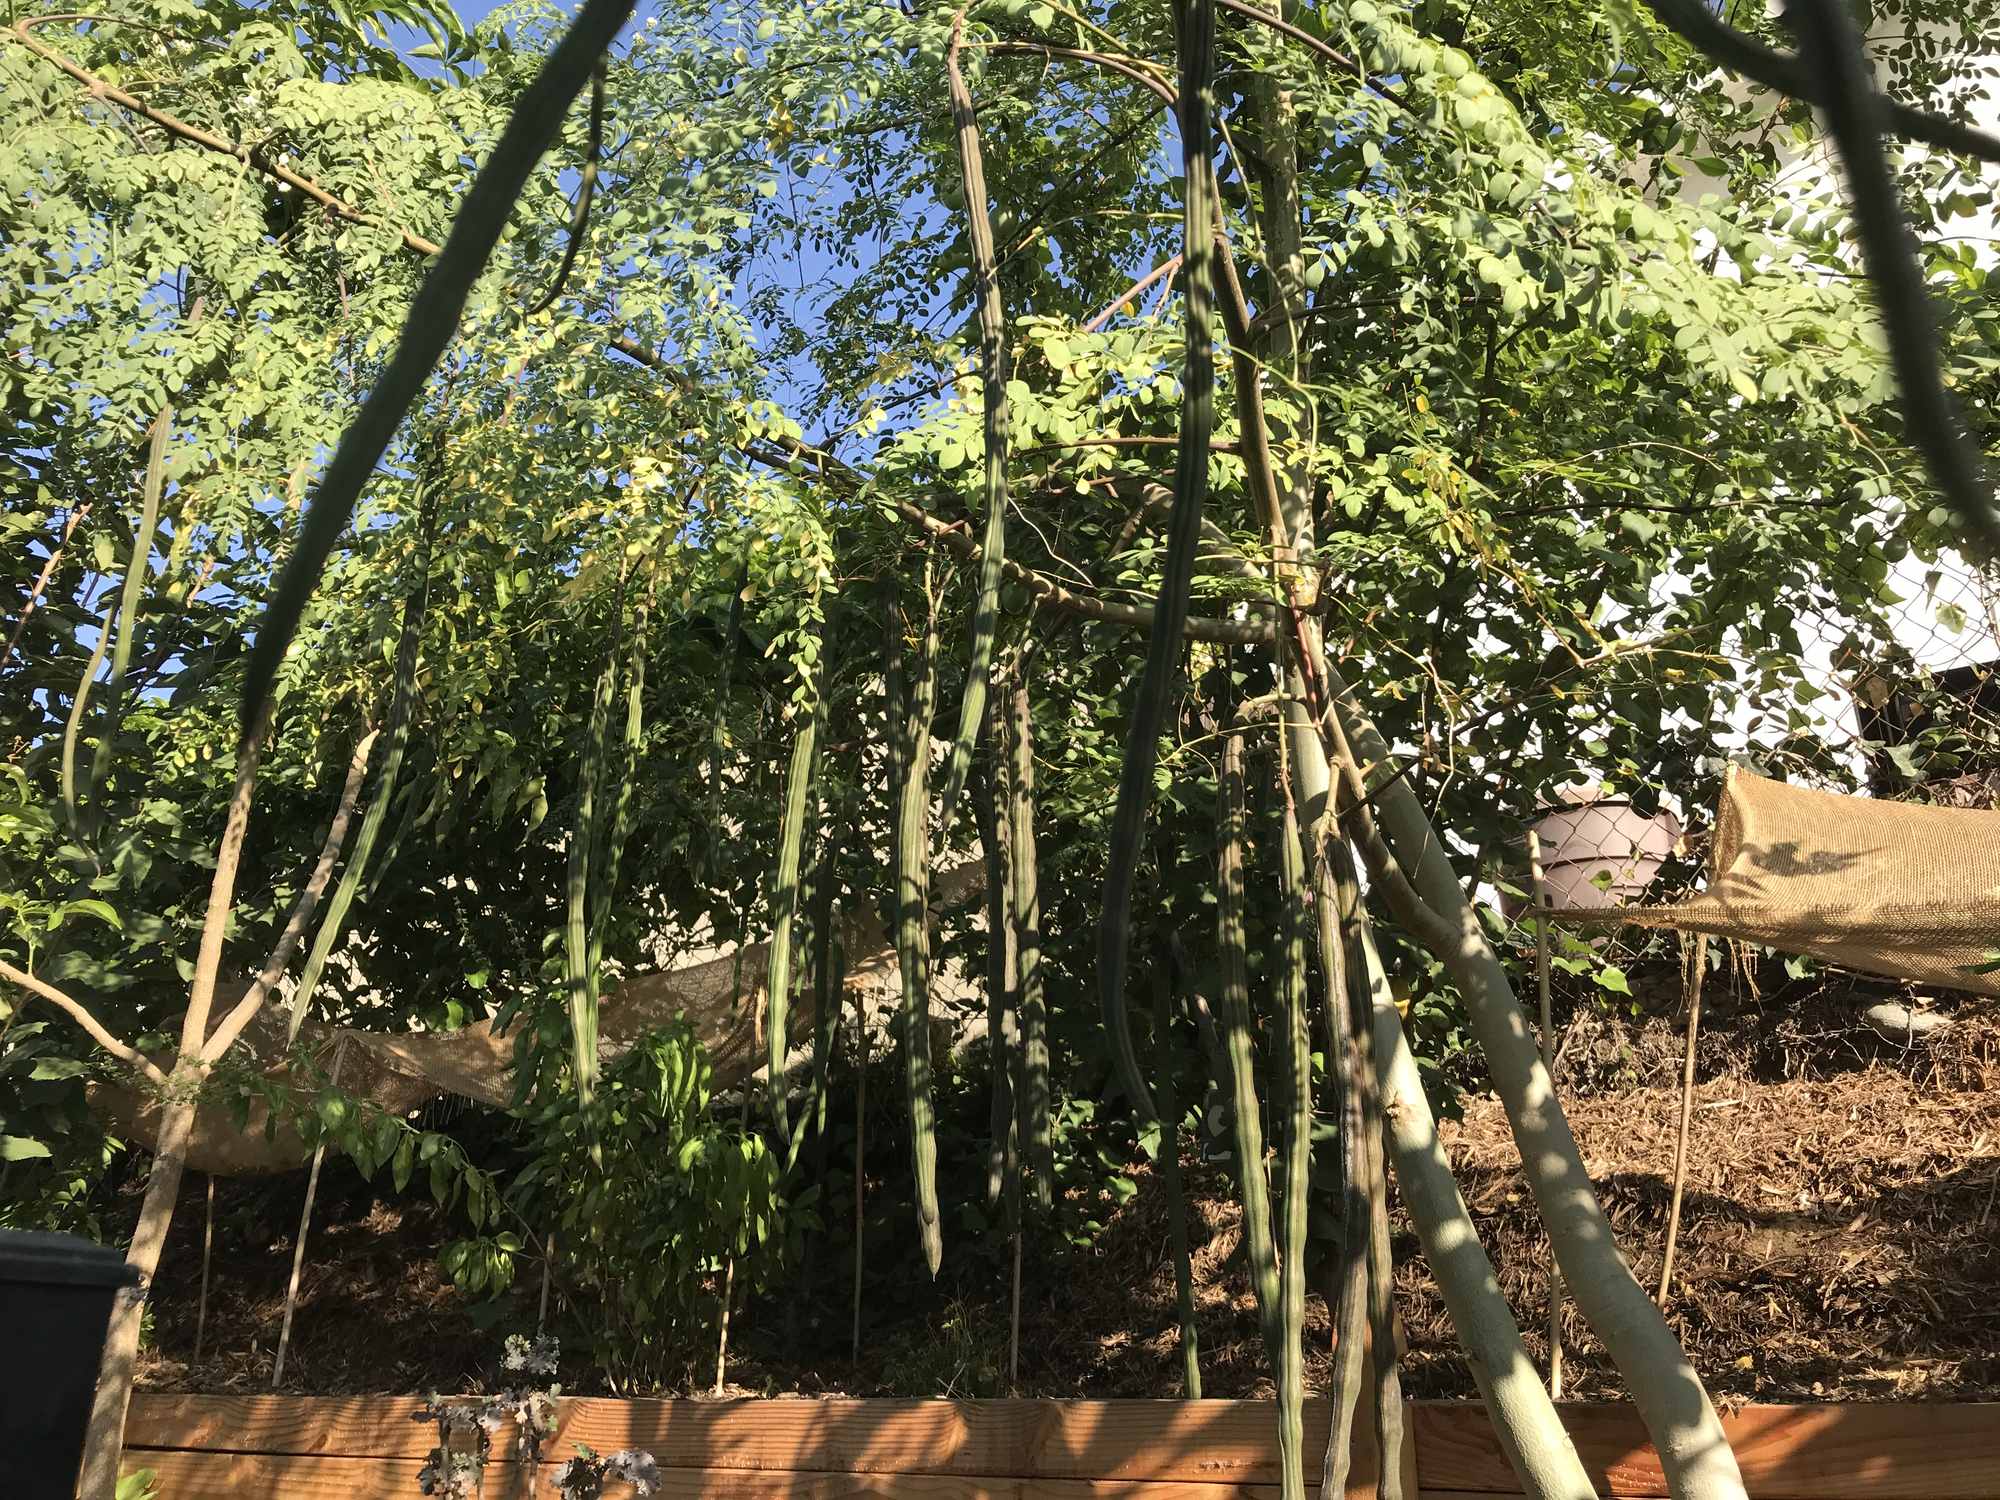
934,17,1013,827
1276,806,1312,1500
975,752,1017,1211
59,595,116,835
289,462,442,1041
590,584,651,958
1098,0,1218,1120
796,829,843,1168
563,594,624,1130
78,402,173,835
1004,675,1053,1207
705,561,750,874
1218,729,1281,1358
1153,949,1202,1398
890,568,943,1275
763,682,823,1142
1317,834,1387,1500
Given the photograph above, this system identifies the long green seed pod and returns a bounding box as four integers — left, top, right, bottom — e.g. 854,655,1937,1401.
288,470,441,1042
706,562,749,875
764,683,822,1142
891,569,943,1275
564,605,623,1128
803,839,844,1159
1152,950,1202,1398
975,752,1016,1211
588,586,651,961
59,595,116,832
241,0,635,733
934,18,1013,827
1318,836,1402,1500
81,404,173,833
1098,0,1218,1121
1276,806,1312,1500
1218,729,1281,1358
1003,675,1052,1207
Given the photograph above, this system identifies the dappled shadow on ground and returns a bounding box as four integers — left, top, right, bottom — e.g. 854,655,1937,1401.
130,1009,2000,1405
1416,1062,2000,1402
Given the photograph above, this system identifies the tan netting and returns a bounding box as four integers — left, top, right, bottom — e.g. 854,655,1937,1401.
91,861,982,1174
1559,766,2000,997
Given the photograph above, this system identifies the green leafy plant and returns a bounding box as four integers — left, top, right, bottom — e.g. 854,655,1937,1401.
461,1023,788,1386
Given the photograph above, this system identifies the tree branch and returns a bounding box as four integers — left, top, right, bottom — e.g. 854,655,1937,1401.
0,959,167,1087
6,18,445,255
1641,0,2000,165
200,727,380,1065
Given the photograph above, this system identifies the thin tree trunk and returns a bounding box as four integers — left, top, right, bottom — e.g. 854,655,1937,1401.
1528,831,1565,1396
273,1042,347,1388
1359,921,1598,1500
1325,668,1745,1500
78,711,273,1500
1659,934,1708,1306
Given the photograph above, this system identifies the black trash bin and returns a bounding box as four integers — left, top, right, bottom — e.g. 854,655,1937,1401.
0,1229,139,1499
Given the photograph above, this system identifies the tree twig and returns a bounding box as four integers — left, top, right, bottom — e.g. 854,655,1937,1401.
0,502,89,673
200,727,381,1064
0,959,167,1087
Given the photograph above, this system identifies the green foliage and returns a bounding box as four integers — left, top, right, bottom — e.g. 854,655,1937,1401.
3,0,1996,1401
491,1023,789,1386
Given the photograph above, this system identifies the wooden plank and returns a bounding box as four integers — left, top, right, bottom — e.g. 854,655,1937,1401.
1411,1402,2000,1499
125,1396,1375,1485
127,1395,2000,1500
127,1452,1285,1500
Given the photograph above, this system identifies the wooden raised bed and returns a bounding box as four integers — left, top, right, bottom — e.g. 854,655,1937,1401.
121,1395,2000,1500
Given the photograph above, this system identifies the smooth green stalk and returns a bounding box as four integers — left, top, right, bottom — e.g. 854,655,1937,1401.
1152,951,1201,1397
891,570,943,1275
1276,805,1312,1500
82,404,172,834
934,20,1012,827
1004,675,1052,1206
1218,729,1281,1358
288,473,439,1042
764,687,822,1142
1098,0,1218,1121
242,0,636,732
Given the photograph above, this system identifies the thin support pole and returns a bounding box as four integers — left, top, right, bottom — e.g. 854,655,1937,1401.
717,958,760,1395
1658,933,1708,1306
274,1042,346,1388
851,987,867,1365
538,1230,557,1335
193,1173,215,1366
1009,1222,1022,1389
1528,831,1563,1398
